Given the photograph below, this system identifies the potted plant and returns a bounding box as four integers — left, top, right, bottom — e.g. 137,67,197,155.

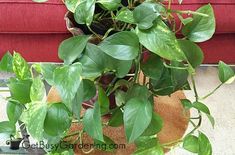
0,0,235,154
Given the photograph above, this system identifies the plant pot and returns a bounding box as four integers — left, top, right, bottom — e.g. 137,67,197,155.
6,138,23,150
47,81,190,154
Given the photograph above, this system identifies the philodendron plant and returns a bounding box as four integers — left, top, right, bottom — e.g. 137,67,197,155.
0,0,235,154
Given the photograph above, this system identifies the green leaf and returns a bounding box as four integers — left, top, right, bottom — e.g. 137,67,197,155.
182,4,215,42
97,0,121,11
30,77,46,102
74,0,95,25
136,19,185,61
107,59,132,78
108,108,123,127
133,2,165,29
126,84,150,101
27,103,47,140
65,0,79,13
114,90,126,107
181,100,210,115
150,61,188,96
99,31,139,60
116,8,135,24
206,114,215,128
124,98,153,142
82,43,133,79
183,135,199,153
82,79,96,101
170,61,189,90
12,52,30,80
44,103,72,137
141,54,164,80
135,136,157,150
181,100,215,127
141,113,163,136
79,43,106,78
40,63,57,85
83,102,104,141
218,61,235,84
198,132,212,155
98,86,110,115
181,99,192,110
134,137,163,155
150,68,173,96
0,121,16,139
72,87,83,121
58,36,90,65
8,78,32,104
0,52,13,72
53,63,83,110
7,100,24,124
94,135,116,152
177,14,193,25
178,39,204,68
193,102,210,115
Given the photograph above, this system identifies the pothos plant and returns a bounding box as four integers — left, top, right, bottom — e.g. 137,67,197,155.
0,0,235,154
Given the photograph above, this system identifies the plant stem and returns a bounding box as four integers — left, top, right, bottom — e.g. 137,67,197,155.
200,83,223,100
162,138,183,147
188,111,202,135
189,119,197,127
163,62,188,70
133,46,142,82
87,25,102,40
64,131,80,139
102,28,115,40
168,10,209,17
111,11,118,30
190,116,201,120
191,75,199,101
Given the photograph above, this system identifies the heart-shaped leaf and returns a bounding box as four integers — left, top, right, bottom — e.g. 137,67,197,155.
8,78,32,104
0,121,16,139
178,39,204,68
97,0,121,11
182,4,215,42
124,97,152,142
98,86,110,115
116,8,135,24
133,2,165,29
141,113,163,136
134,137,164,155
136,19,185,61
7,100,24,124
44,103,72,137
27,103,47,140
79,43,106,78
39,63,57,85
198,132,212,155
218,61,235,84
58,35,90,65
0,52,13,72
141,54,164,80
53,63,82,110
83,102,104,141
74,0,95,25
12,52,30,80
108,108,123,127
65,0,79,13
183,135,199,153
30,77,46,102
99,31,139,60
